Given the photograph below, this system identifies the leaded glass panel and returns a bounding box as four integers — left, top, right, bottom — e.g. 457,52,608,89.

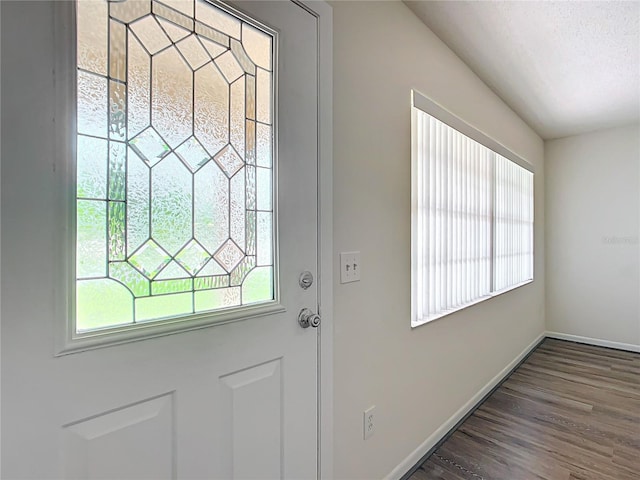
75,0,275,333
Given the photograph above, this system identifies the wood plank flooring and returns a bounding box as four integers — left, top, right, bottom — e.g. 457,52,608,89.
409,339,640,480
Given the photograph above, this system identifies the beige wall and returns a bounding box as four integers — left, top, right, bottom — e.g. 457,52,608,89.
330,2,545,478
545,124,640,347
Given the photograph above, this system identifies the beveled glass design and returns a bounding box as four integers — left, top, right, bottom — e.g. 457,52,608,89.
75,0,275,333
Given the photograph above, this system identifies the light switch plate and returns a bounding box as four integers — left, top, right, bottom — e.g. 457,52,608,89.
340,251,361,283
363,405,375,440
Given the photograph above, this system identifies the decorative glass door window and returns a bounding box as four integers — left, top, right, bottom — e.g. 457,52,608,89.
75,0,275,333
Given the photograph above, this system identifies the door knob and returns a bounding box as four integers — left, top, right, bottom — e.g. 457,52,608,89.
298,308,321,328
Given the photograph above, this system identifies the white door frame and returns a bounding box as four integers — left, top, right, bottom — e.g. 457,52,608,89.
297,2,334,478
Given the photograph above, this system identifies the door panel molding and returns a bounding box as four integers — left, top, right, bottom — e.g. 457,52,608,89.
62,393,175,479
219,358,283,478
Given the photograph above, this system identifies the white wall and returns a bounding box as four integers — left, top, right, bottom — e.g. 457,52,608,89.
331,2,545,478
546,124,640,348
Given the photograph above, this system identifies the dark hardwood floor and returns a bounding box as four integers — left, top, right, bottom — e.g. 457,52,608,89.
409,338,640,480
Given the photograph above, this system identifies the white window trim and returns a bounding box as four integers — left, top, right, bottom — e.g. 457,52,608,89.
411,90,535,328
54,1,288,354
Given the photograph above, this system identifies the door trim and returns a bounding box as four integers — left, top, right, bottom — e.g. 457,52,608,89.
295,2,333,478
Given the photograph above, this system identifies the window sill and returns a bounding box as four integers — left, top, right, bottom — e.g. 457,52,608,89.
411,278,533,329
56,301,286,356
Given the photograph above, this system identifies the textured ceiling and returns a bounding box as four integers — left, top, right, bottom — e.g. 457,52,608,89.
404,0,640,140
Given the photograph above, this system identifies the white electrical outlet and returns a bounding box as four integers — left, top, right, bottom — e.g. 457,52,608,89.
340,251,361,284
363,405,375,440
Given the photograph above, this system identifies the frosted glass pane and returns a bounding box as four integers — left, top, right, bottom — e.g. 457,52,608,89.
153,1,194,31
215,50,243,83
196,0,240,39
246,76,256,121
109,141,126,201
245,120,256,165
195,22,230,48
200,37,227,59
127,148,150,254
109,20,126,81
152,47,192,148
197,259,225,277
242,267,273,304
130,16,171,55
151,154,192,255
256,212,272,266
78,71,108,138
245,165,256,210
156,260,190,280
242,24,271,71
176,240,210,275
194,275,228,290
110,261,150,297
214,145,244,178
77,135,107,200
194,63,229,156
158,18,190,42
256,123,272,167
176,136,210,172
246,210,256,255
194,287,241,311
77,200,107,278
77,279,133,332
230,167,246,249
256,68,271,124
76,0,275,331
256,167,272,211
109,0,150,24
230,256,255,286
194,161,228,254
77,0,107,75
214,240,244,273
176,34,210,70
109,201,126,261
130,127,170,166
109,80,126,141
152,278,193,295
129,239,171,279
159,0,194,17
127,33,151,138
230,77,245,160
136,292,192,321
231,39,256,75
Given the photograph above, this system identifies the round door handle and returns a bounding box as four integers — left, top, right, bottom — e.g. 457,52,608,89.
298,308,321,328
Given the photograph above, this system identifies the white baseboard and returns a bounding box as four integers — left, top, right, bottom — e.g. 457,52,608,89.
545,331,640,353
386,330,640,480
384,332,546,480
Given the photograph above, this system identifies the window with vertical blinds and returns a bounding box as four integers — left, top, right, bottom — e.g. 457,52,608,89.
411,90,534,327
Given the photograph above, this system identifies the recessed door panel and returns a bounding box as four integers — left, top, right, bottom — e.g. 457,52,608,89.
220,359,282,479
62,394,174,480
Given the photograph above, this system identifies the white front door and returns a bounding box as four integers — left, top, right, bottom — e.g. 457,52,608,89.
1,1,320,478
